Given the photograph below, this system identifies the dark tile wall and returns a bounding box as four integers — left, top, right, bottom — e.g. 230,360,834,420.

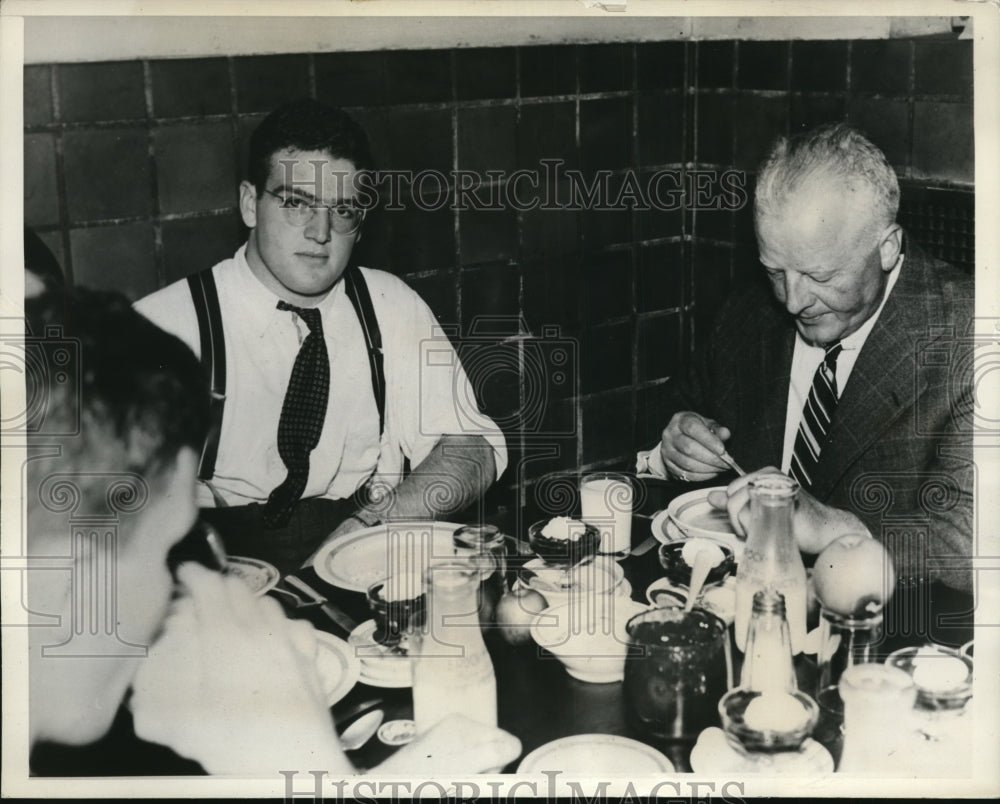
23,37,974,519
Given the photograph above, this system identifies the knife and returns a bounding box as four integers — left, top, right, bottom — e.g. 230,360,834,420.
283,575,359,635
630,535,660,557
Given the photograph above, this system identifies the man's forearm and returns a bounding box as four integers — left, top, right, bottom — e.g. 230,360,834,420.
371,434,497,521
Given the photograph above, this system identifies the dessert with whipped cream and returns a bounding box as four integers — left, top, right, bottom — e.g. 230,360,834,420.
529,517,601,564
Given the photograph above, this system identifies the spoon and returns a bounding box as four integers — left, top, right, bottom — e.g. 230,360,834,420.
684,549,715,612
339,708,385,751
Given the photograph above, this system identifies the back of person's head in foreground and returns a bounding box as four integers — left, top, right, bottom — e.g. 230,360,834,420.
26,287,209,746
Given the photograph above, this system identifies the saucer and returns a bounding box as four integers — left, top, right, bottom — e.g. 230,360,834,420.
689,727,833,774
347,620,413,688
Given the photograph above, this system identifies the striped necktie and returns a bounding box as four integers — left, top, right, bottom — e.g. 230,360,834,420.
789,341,843,490
262,301,330,528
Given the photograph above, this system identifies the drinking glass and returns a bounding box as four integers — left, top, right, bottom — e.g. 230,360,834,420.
452,524,508,627
623,608,728,741
837,663,916,773
366,575,425,648
580,472,633,555
816,606,884,718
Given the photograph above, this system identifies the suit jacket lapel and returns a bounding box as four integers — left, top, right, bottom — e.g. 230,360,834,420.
810,247,935,500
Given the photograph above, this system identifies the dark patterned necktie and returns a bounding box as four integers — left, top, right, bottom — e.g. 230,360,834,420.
262,302,330,528
789,341,843,490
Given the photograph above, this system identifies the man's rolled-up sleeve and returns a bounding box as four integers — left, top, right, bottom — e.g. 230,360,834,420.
384,291,508,482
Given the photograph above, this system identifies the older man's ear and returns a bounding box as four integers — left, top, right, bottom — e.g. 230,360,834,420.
878,223,903,271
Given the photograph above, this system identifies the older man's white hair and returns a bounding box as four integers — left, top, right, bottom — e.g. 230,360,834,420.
754,123,900,235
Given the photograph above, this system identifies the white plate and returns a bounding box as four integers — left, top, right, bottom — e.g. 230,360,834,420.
347,620,413,688
314,631,361,706
225,555,280,596
313,521,464,592
517,734,674,774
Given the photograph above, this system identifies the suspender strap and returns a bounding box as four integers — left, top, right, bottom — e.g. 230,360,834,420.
343,265,386,436
187,270,226,481
186,264,386,481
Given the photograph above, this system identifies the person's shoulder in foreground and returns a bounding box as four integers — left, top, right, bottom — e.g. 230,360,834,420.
26,286,209,751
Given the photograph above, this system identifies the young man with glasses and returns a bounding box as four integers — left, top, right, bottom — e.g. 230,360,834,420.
136,99,506,574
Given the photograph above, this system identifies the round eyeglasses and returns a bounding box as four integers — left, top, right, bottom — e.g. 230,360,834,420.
263,188,366,236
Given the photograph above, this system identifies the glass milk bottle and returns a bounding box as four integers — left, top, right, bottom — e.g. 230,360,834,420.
734,476,807,654
411,558,498,735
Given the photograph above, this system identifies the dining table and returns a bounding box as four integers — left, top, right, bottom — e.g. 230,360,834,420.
28,476,976,778
280,475,976,776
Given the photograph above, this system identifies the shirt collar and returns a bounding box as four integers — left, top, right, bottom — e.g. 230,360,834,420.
234,243,346,335
839,251,904,352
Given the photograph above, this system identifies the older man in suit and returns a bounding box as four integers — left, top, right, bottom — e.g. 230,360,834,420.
642,124,974,638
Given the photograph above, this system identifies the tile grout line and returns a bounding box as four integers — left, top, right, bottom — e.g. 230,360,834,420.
143,60,165,290
49,64,73,285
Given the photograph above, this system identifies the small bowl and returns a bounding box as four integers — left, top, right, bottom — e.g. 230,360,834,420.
719,688,819,753
531,599,650,683
886,644,973,711
528,518,601,566
657,539,736,588
518,557,628,610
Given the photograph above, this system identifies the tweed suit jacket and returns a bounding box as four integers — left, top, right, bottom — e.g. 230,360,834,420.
668,237,975,593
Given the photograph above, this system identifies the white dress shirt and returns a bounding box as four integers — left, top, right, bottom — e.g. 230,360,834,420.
136,245,507,508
